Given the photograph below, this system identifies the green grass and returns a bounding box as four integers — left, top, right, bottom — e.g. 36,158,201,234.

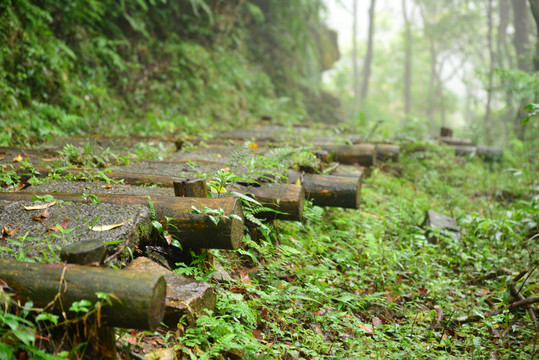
171,146,537,359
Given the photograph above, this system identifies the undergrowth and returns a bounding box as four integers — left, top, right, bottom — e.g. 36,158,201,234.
173,146,538,359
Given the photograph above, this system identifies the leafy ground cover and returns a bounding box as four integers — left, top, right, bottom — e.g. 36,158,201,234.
172,144,537,359
1,141,537,359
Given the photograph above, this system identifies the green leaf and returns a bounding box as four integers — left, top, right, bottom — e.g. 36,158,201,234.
521,115,530,126
35,313,59,325
230,191,262,206
152,220,163,233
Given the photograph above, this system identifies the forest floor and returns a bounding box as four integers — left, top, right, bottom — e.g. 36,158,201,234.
0,138,538,359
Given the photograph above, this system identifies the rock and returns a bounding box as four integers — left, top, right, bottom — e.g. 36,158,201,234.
146,348,177,360
126,257,216,327
423,210,461,244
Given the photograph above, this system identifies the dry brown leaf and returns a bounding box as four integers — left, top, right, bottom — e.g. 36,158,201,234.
164,233,172,245
1,225,20,239
102,184,112,189
46,216,69,232
12,154,23,162
39,209,50,218
23,201,57,210
433,305,443,322
240,272,251,285
313,324,325,337
91,217,134,232
252,329,264,340
359,323,374,335
372,317,383,327
32,216,45,223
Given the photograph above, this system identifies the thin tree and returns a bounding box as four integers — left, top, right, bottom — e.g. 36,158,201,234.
511,0,532,138
485,0,495,144
360,0,376,104
353,0,359,100
529,0,539,71
512,0,531,72
402,0,412,127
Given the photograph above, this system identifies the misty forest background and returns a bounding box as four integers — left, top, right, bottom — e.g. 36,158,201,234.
1,0,539,148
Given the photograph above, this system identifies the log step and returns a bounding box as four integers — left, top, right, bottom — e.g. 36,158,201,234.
0,259,166,331
126,257,216,328
0,192,244,250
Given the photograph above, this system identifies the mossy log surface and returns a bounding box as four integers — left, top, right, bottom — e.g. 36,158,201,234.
440,137,473,146
375,144,400,162
452,145,503,161
0,192,244,249
315,144,377,167
0,259,166,331
287,172,362,209
231,183,304,221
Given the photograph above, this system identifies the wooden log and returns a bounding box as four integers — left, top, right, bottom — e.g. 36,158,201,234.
174,179,208,197
375,144,400,162
126,257,216,327
231,183,304,221
316,144,377,167
440,137,473,146
0,259,166,331
287,172,361,209
330,165,366,179
452,145,477,157
477,145,503,161
60,239,107,265
0,192,244,250
452,145,502,161
440,127,453,137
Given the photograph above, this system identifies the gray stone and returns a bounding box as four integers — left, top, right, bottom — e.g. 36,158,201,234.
423,210,461,244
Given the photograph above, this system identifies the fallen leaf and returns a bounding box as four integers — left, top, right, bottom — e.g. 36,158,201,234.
12,154,23,162
32,216,45,223
372,317,383,327
295,177,301,186
252,329,264,340
164,233,172,245
418,286,428,296
23,201,57,210
240,272,251,285
359,323,374,335
433,305,443,322
313,324,325,337
46,216,69,232
91,216,134,232
39,209,50,218
101,184,112,189
248,142,258,150
1,225,20,239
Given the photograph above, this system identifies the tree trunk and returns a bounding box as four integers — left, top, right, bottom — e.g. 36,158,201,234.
529,0,539,71
287,172,362,209
0,192,244,250
360,0,376,104
497,0,513,69
485,0,495,144
511,0,531,139
315,143,377,166
512,0,532,71
402,0,412,126
352,0,359,100
0,259,166,331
